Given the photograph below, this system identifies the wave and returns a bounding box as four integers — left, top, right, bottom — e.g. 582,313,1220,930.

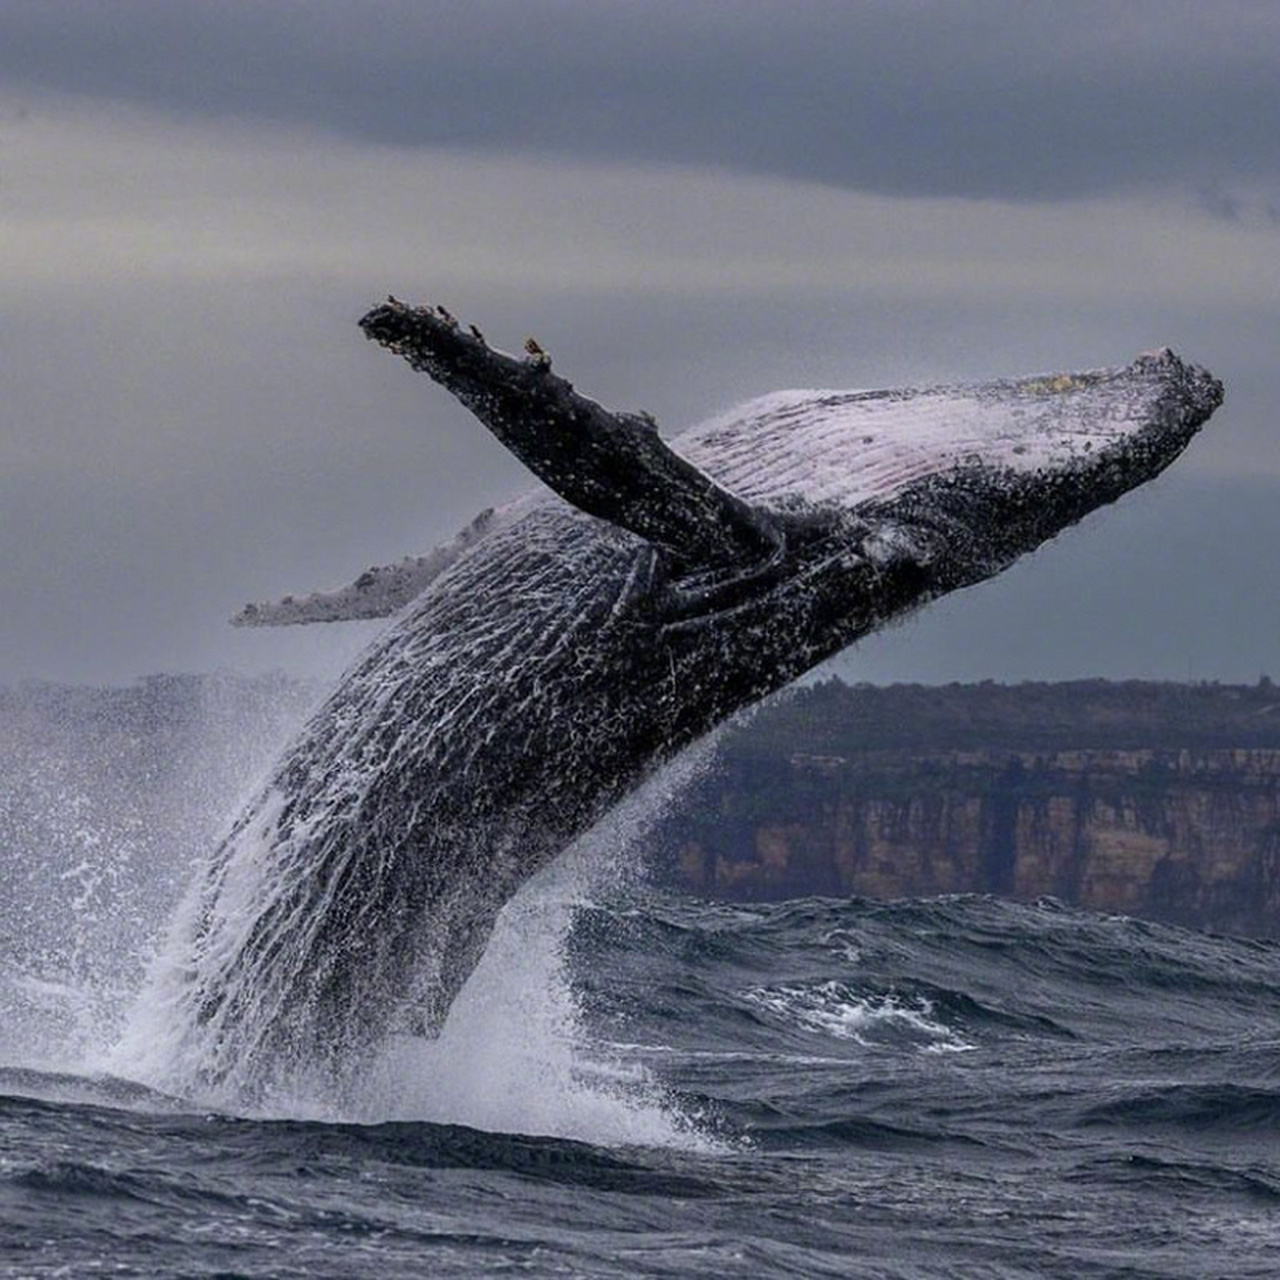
1070,1152,1280,1202
0,1066,185,1115
1080,1083,1280,1132
1,1108,718,1200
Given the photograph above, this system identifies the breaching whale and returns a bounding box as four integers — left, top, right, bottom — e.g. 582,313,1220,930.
154,301,1222,1101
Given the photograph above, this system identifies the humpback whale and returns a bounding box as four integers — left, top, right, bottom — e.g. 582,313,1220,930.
156,301,1222,1102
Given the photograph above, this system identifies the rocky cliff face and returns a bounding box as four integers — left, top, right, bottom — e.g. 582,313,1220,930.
663,745,1280,938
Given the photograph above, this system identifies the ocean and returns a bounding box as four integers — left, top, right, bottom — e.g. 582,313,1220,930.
4,870,1280,1277
2,690,1279,1278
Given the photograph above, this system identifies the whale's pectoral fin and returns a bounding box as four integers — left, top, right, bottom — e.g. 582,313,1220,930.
359,300,782,572
231,507,500,626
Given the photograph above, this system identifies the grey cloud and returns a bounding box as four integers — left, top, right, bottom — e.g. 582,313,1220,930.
2,4,1275,687
3,0,1279,201
1197,183,1243,222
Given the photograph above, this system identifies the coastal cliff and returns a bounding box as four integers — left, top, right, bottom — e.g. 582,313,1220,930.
658,680,1280,937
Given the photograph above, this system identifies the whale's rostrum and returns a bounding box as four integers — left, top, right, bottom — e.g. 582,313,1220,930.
153,301,1222,1103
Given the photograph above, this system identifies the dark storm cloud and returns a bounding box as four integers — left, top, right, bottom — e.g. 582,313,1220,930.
3,0,1278,201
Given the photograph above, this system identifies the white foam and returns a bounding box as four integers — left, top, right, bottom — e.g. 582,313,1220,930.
328,750,724,1150
111,736,724,1151
354,876,693,1147
746,980,974,1053
0,677,316,1077
3,670,721,1150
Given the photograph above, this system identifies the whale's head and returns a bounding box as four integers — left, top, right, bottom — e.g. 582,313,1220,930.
658,349,1222,659
679,349,1220,526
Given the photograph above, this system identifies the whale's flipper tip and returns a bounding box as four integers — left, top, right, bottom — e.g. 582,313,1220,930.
359,298,781,572
231,508,499,627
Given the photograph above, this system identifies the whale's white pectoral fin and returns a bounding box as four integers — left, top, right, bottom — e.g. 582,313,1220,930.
230,506,502,626
230,557,438,627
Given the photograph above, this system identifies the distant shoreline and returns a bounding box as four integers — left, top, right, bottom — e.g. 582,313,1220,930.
7,671,1280,939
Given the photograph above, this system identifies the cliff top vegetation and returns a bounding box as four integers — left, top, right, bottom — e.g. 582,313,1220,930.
734,677,1280,755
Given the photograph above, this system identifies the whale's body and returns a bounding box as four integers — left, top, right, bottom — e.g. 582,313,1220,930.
157,305,1221,1100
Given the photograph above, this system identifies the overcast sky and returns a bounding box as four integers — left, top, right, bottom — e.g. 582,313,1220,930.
2,1,1278,687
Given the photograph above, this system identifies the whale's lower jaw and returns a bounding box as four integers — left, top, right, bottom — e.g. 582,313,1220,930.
153,307,1221,1103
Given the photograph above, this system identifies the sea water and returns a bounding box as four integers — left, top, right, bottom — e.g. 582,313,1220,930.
2,696,1279,1278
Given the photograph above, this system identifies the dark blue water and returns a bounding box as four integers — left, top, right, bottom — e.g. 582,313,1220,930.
4,884,1280,1279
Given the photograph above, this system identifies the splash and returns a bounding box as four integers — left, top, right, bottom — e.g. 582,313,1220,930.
0,676,316,1073
120,734,721,1149
353,859,697,1148
346,750,723,1149
0,672,720,1148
